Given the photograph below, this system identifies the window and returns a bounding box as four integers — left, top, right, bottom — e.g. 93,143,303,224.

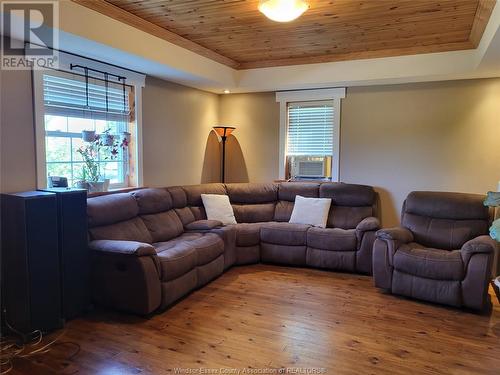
276,88,345,181
286,101,334,180
33,59,145,190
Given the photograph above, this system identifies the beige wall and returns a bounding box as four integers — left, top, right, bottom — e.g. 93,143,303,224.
341,79,500,226
2,64,499,229
218,92,280,183
218,78,500,226
141,77,220,187
0,69,37,193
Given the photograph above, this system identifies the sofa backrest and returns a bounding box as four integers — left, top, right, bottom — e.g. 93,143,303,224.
274,182,320,222
226,183,278,223
87,182,379,241
273,182,377,229
132,188,184,243
87,193,152,243
167,183,226,225
401,191,490,250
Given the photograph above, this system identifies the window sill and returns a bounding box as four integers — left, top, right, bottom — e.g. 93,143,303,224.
87,186,145,198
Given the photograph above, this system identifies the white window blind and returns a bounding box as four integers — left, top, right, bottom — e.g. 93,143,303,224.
286,101,334,156
43,73,131,121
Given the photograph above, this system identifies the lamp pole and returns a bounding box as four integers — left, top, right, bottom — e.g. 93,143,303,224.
213,126,235,183
221,133,227,183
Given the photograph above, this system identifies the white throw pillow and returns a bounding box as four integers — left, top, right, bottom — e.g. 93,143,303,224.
289,195,332,228
201,194,237,225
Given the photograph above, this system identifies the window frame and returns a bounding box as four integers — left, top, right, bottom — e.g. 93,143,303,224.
32,52,145,189
276,88,345,181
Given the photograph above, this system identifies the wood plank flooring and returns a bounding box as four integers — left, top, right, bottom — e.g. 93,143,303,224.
8,265,500,374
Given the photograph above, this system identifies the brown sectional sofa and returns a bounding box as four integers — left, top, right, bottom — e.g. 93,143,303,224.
87,182,379,315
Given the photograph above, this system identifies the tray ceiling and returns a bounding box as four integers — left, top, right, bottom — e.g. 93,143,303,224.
73,0,495,69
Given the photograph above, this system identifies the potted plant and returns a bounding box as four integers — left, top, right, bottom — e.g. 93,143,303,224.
75,129,128,193
484,190,500,302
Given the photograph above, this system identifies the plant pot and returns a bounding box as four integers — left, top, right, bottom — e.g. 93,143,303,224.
88,179,110,193
82,130,96,142
76,179,110,193
75,181,91,190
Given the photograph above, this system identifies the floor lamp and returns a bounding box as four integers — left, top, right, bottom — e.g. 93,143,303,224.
213,126,235,183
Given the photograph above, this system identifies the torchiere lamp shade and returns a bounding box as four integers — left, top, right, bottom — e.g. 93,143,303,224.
213,126,236,183
213,126,235,138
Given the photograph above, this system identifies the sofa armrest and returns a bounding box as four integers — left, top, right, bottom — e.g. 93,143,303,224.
461,235,497,266
89,240,156,257
185,219,223,231
356,217,380,233
376,227,414,243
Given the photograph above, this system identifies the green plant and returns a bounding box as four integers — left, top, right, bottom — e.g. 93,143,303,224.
76,129,128,183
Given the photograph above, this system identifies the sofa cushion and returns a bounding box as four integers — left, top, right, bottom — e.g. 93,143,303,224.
278,182,319,201
132,188,172,214
393,243,464,281
233,203,276,223
89,217,152,243
319,183,376,206
87,193,138,227
185,220,223,231
234,222,268,247
307,227,357,251
289,196,331,228
274,200,294,222
141,210,184,242
327,206,374,230
184,184,227,206
226,183,278,203
402,213,489,251
189,233,225,266
155,242,197,282
260,222,310,246
201,194,236,225
404,191,489,220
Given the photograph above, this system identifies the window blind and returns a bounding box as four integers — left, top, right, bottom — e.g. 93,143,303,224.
287,101,334,156
43,73,131,121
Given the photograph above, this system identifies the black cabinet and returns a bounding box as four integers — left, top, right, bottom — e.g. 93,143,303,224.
1,191,63,334
41,188,89,320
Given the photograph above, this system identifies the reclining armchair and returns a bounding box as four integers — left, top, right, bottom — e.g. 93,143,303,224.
373,191,497,310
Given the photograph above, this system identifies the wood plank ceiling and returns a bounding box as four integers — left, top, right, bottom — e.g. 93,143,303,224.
73,0,496,69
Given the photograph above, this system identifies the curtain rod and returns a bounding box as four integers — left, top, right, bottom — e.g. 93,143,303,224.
23,41,145,76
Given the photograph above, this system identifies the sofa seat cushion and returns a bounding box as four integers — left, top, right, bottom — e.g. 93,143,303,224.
189,233,225,266
155,242,197,282
233,222,269,247
153,232,204,251
260,222,310,246
155,232,224,267
307,227,357,252
393,243,464,281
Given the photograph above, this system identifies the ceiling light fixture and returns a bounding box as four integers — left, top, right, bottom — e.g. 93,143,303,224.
223,89,230,94
258,0,309,22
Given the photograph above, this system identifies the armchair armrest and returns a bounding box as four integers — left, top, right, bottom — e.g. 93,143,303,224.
376,227,414,243
185,219,223,231
89,240,156,257
356,217,380,233
460,235,498,265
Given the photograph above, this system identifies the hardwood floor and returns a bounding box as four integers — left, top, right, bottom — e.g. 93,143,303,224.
9,265,500,374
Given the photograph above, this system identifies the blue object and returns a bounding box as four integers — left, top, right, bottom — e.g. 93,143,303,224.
490,218,500,242
484,191,500,207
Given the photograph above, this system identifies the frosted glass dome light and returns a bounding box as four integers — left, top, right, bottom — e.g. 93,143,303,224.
258,0,309,22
